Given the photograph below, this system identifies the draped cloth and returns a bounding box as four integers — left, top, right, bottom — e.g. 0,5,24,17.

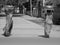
46,15,53,24
3,14,13,35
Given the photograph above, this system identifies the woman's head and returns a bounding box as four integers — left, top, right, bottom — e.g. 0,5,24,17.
4,6,14,15
5,8,14,14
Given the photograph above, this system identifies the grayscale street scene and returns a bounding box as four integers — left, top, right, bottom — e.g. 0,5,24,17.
0,0,60,45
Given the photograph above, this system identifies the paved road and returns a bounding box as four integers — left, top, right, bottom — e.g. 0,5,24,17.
0,16,60,45
0,15,60,38
0,17,44,38
0,37,60,45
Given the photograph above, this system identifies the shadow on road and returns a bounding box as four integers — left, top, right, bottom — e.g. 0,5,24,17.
38,35,50,38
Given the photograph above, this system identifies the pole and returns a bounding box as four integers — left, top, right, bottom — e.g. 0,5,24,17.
43,0,45,7
30,0,33,16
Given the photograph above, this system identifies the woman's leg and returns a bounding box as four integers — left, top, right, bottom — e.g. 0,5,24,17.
3,25,10,37
44,22,52,38
3,21,13,37
9,21,13,34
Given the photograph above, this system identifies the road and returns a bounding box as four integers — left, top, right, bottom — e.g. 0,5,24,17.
0,15,60,38
0,37,60,45
0,16,44,38
0,15,60,45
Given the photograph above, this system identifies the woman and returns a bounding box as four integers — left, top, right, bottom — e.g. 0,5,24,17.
3,7,14,37
44,14,53,38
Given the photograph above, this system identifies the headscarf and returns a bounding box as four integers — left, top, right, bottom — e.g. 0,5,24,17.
4,5,14,15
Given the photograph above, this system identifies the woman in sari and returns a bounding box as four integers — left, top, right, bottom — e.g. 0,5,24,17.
3,7,14,37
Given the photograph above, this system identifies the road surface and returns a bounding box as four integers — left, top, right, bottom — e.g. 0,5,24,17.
0,15,60,45
0,15,60,38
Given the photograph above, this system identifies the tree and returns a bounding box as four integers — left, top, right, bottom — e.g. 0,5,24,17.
49,0,60,6
12,0,18,6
